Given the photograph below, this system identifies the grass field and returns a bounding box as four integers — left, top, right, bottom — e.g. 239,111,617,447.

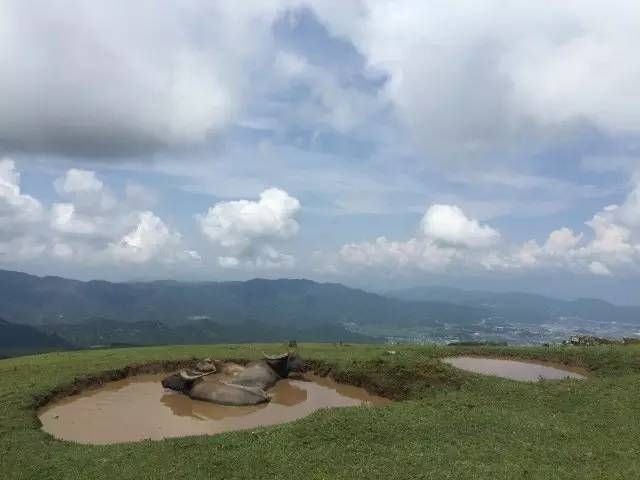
2,343,640,479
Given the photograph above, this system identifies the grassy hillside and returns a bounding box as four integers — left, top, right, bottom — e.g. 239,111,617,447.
2,343,640,479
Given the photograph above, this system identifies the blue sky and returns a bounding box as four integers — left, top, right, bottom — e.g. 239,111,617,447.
1,1,639,303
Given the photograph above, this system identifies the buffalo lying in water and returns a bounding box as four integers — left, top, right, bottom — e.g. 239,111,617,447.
161,353,305,406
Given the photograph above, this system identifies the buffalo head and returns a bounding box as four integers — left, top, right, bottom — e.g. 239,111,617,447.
263,352,305,378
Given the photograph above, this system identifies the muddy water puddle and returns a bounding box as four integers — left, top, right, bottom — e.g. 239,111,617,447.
39,374,389,444
442,356,586,382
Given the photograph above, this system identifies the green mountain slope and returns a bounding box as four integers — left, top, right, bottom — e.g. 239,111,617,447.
0,270,486,327
0,318,71,356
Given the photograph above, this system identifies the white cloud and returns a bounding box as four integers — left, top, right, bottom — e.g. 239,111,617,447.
52,243,73,260
0,158,43,233
218,256,241,269
273,50,380,132
219,245,295,270
589,261,612,276
0,236,47,261
310,0,640,166
485,179,640,275
54,168,116,211
107,211,184,264
0,158,47,259
340,236,457,271
55,169,103,194
1,162,197,267
334,179,640,277
616,183,640,227
198,187,300,268
339,204,496,272
0,1,291,156
544,228,583,255
2,1,639,172
420,204,500,248
51,203,98,235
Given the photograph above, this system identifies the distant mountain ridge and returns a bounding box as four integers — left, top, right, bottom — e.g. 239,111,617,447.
0,318,71,357
4,269,638,357
387,286,640,325
0,269,485,327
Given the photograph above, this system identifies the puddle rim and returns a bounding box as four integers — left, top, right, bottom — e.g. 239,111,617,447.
439,354,590,381
36,370,392,446
33,358,393,435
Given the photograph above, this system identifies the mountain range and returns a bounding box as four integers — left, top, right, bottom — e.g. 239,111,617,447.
387,286,640,325
0,269,484,327
1,269,639,356
0,318,71,357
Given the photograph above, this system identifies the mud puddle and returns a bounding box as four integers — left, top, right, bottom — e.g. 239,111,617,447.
39,374,389,444
442,356,586,382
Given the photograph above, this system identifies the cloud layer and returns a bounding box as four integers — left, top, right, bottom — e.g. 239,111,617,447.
1,2,640,299
312,0,640,166
335,177,640,278
5,1,639,165
0,161,197,266
0,1,290,156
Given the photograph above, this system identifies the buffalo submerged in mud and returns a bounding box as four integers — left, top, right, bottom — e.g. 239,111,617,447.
161,352,305,406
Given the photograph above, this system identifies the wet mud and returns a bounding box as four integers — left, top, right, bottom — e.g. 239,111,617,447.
39,373,389,444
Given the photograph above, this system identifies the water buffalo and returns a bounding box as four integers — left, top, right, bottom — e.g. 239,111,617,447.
161,352,305,406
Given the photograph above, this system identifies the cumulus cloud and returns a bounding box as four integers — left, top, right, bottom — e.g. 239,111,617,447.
1,161,197,267
340,236,458,271
0,158,48,260
54,169,116,211
495,182,640,275
50,203,98,235
543,228,583,255
218,245,295,270
107,211,184,264
420,204,500,248
339,204,496,272
55,169,103,194
198,188,300,268
0,158,43,233
334,181,640,277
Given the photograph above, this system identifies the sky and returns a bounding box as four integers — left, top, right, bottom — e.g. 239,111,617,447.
1,1,639,303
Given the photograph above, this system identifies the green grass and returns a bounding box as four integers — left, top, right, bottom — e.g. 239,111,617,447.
2,343,640,479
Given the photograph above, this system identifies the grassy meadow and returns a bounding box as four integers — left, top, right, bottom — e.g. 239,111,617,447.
2,343,640,479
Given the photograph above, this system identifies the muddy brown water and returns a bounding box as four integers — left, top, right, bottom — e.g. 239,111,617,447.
39,374,390,444
442,356,586,382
